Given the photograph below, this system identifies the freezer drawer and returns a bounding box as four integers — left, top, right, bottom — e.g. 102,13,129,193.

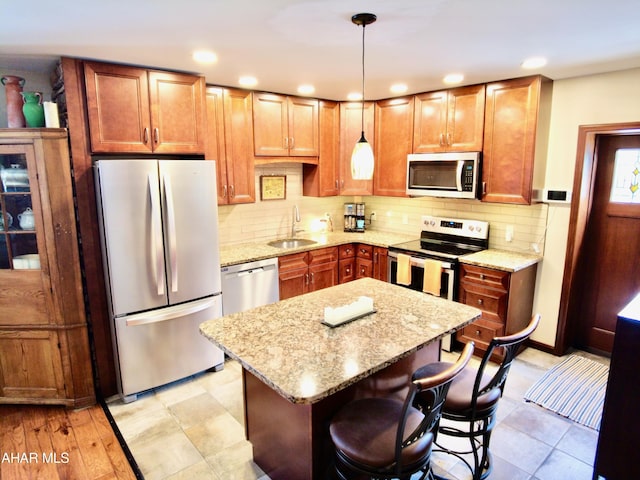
114,295,224,401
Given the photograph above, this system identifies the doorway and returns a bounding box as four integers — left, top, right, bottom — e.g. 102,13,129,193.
558,123,640,355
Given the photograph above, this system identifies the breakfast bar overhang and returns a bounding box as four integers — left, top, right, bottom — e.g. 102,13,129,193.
200,277,481,480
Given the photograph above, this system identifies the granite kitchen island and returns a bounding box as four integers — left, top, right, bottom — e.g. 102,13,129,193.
200,277,481,480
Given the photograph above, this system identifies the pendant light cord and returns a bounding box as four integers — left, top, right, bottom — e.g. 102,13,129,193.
360,22,366,135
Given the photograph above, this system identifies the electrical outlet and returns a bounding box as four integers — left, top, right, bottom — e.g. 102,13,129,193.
505,225,514,242
370,212,377,222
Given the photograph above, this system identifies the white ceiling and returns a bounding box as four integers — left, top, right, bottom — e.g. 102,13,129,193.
2,0,640,101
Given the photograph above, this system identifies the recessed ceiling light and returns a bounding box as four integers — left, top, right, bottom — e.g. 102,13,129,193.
297,84,315,95
192,50,217,64
390,83,408,94
347,92,363,101
443,73,464,85
239,76,258,87
521,57,548,69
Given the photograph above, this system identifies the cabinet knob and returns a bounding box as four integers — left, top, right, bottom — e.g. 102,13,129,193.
477,299,484,305
284,137,288,149
310,272,314,284
346,267,350,274
305,273,309,285
143,127,149,144
222,185,227,199
230,185,235,198
153,128,159,144
479,274,485,280
289,137,294,148
475,330,481,337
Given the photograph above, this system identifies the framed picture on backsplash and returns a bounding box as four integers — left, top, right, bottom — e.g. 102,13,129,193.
260,175,286,201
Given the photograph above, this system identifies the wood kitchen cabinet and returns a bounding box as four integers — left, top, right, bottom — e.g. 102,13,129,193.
0,130,94,407
355,244,388,281
278,247,339,300
339,102,375,196
482,75,552,204
338,243,356,284
206,86,255,204
84,61,206,154
456,263,537,359
253,93,318,157
413,84,485,153
374,96,414,197
303,100,340,197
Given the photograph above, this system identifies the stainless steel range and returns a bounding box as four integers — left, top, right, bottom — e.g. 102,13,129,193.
388,215,489,350
388,215,489,301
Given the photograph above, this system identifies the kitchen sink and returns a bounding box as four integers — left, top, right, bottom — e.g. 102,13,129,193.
267,238,317,249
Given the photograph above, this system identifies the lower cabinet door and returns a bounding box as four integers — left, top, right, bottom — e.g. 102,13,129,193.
0,329,66,402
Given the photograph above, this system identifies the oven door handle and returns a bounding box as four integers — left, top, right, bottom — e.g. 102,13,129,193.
389,251,453,270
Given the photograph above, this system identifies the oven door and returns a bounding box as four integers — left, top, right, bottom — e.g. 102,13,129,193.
387,251,456,301
387,251,456,351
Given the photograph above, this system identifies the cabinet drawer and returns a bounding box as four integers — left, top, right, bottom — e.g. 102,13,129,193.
457,321,504,348
460,264,509,291
356,244,373,260
339,244,356,259
309,247,338,265
278,252,309,271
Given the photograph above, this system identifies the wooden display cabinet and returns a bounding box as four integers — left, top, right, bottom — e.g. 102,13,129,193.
0,130,94,406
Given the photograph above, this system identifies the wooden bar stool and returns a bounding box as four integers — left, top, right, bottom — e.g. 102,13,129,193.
329,342,475,480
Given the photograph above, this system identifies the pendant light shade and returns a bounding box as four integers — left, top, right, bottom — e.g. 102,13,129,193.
350,13,376,181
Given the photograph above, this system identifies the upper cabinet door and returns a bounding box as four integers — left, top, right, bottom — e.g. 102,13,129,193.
253,93,319,157
253,93,289,156
413,85,485,153
84,62,152,153
84,61,206,154
482,75,552,204
288,97,319,157
413,91,448,152
446,84,485,152
148,71,206,154
374,96,414,197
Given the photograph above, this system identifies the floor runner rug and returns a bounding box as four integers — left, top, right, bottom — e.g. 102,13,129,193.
524,354,609,430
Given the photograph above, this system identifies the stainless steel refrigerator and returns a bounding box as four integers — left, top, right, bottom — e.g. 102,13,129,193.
94,159,224,402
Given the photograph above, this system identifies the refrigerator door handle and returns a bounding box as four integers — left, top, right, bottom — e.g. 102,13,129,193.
125,297,218,326
163,173,179,293
149,174,165,296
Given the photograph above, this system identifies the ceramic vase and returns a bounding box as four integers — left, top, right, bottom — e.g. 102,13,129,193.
21,91,45,128
1,75,27,128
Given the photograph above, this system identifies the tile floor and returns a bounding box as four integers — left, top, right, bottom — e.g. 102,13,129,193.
107,348,608,480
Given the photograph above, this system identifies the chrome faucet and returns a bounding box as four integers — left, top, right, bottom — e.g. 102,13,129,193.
291,204,302,237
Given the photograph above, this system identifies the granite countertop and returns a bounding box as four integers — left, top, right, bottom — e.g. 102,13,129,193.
199,277,481,404
219,230,415,267
460,248,542,272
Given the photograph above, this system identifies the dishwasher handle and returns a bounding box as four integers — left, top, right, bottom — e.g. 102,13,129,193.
237,267,265,277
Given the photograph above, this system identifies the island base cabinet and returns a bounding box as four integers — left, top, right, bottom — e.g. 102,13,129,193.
242,343,440,480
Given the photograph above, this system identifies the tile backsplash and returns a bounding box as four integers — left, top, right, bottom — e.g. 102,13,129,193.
218,163,548,255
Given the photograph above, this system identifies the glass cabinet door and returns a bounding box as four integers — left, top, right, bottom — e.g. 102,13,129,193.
0,145,40,270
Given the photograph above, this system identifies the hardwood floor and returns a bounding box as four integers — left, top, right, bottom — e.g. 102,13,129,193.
0,403,139,480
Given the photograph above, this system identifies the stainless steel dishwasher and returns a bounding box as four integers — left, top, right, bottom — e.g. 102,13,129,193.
221,258,279,315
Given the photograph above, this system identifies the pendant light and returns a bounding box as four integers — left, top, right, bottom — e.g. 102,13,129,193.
351,13,376,180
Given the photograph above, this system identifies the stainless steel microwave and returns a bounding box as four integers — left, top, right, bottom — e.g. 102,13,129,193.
406,151,481,199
